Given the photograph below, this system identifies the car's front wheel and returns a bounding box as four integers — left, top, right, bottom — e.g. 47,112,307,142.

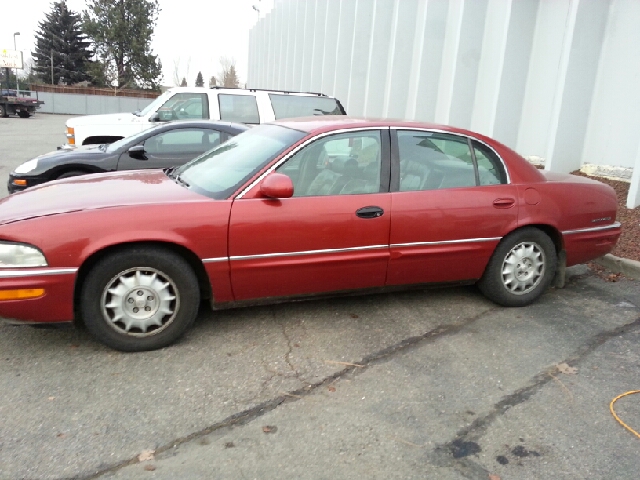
478,227,557,307
80,247,200,351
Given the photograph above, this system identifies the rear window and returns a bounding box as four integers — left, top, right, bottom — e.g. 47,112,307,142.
269,94,345,119
218,94,260,124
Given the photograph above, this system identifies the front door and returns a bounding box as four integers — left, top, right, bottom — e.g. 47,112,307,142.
117,128,222,170
228,129,392,301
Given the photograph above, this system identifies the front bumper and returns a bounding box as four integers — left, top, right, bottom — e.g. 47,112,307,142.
0,267,77,323
7,174,49,194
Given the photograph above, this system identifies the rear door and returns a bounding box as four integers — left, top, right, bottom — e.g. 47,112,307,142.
387,129,518,286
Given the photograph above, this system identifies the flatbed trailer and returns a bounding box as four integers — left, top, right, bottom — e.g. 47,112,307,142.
0,89,44,118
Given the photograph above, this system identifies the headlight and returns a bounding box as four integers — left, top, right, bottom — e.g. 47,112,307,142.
14,158,39,174
0,242,47,267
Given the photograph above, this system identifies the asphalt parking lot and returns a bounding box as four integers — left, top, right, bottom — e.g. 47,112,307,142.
1,114,640,480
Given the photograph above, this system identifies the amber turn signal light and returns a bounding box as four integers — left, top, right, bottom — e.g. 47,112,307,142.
12,179,27,186
0,289,45,301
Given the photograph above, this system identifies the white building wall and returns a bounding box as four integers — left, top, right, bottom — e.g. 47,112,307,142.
248,0,640,207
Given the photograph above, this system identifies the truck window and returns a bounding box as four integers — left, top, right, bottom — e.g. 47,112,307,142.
218,94,260,124
268,94,345,119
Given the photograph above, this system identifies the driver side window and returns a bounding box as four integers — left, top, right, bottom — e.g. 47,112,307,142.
276,131,382,197
156,93,209,121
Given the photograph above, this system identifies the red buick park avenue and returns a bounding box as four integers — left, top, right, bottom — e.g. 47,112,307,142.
0,118,621,351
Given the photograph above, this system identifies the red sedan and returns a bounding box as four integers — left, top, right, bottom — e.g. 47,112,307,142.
0,118,620,351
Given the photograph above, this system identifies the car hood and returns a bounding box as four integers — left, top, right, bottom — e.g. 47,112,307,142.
67,112,138,127
0,170,204,225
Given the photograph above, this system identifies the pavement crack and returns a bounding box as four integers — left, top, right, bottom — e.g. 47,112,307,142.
429,314,640,476
82,308,495,479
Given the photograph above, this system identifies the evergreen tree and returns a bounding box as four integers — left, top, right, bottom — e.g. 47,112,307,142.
195,71,204,87
83,0,163,90
32,1,92,85
180,77,187,87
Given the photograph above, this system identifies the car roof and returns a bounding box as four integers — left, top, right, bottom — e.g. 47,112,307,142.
151,119,249,133
271,116,471,136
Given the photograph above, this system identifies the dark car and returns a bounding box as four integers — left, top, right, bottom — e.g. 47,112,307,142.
8,120,248,193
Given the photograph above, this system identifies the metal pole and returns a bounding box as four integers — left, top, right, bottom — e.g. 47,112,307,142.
13,32,20,94
51,50,54,85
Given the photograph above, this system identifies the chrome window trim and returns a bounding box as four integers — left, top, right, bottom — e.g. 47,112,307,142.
391,127,511,184
230,244,388,261
202,257,228,263
562,222,621,235
391,237,501,248
0,267,78,278
235,126,390,199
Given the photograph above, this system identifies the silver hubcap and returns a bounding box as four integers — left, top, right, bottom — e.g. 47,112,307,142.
501,242,545,295
101,267,179,336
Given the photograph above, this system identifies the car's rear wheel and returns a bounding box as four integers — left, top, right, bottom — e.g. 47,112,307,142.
0,105,7,117
478,227,557,307
18,111,31,118
80,247,200,351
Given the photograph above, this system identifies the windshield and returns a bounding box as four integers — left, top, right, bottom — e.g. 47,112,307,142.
104,128,157,153
137,90,174,117
176,124,306,199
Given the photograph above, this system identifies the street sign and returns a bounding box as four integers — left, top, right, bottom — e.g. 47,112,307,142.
0,49,23,69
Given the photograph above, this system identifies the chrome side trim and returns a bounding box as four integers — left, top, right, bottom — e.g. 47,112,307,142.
202,257,228,263
391,237,501,248
235,127,390,199
230,244,388,261
562,222,621,235
0,267,78,278
390,126,512,184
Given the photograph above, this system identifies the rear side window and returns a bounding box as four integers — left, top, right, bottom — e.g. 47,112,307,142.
218,94,260,124
473,141,507,185
269,94,345,119
397,131,476,191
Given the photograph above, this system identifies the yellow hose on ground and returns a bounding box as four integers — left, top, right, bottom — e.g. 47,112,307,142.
610,391,640,439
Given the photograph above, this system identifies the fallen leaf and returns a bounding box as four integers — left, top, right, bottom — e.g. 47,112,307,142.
556,363,578,375
350,314,359,318
138,449,155,462
144,465,156,471
56,433,66,439
489,475,501,480
293,343,300,348
262,425,278,434
48,396,55,401
328,386,336,392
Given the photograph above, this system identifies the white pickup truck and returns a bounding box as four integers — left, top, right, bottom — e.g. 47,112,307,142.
65,87,347,146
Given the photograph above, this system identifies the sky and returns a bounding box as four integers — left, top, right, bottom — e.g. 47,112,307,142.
2,0,274,87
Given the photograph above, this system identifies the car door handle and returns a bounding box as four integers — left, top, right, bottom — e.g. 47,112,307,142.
493,198,515,208
356,206,384,219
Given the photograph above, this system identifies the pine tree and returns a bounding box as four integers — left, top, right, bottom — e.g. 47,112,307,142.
195,71,204,87
32,1,92,85
180,77,187,87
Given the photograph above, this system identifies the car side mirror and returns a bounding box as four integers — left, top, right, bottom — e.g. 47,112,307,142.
260,173,294,199
149,112,160,122
128,144,147,160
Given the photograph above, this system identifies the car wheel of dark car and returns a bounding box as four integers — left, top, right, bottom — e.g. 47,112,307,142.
80,247,200,352
478,227,557,307
0,105,7,117
18,111,31,118
57,170,86,180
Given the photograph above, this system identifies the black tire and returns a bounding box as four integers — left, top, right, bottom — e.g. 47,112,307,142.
478,227,557,307
0,105,7,117
80,247,200,351
57,170,86,180
18,111,31,118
